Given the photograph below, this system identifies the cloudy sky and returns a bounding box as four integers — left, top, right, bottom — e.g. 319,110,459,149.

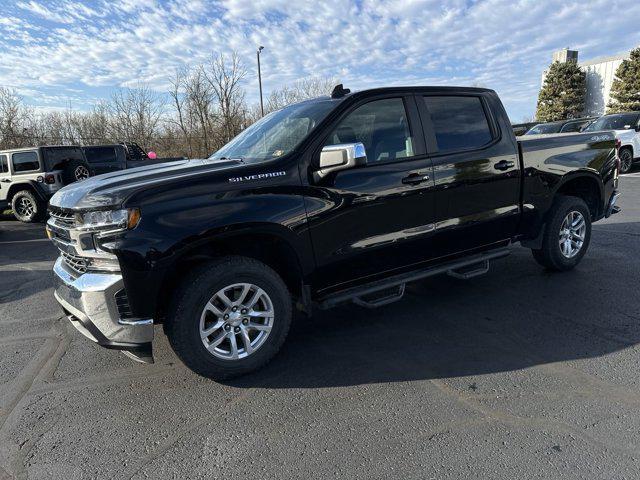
1,0,639,121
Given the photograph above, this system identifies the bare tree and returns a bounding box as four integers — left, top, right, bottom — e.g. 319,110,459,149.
0,87,29,148
266,76,338,112
107,83,164,147
203,52,247,148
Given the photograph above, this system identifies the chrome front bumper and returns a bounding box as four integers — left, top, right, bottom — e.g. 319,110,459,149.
53,257,154,362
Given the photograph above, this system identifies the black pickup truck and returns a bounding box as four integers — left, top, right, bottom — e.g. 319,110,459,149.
82,142,184,175
46,86,621,380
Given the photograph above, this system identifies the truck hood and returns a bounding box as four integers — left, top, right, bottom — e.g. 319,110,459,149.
49,158,241,210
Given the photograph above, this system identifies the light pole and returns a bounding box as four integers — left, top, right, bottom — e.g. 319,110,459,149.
257,46,264,117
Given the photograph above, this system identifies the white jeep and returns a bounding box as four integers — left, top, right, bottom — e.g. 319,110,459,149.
583,112,640,174
0,146,92,222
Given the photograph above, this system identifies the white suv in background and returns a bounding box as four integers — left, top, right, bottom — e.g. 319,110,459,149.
583,112,640,174
0,146,91,222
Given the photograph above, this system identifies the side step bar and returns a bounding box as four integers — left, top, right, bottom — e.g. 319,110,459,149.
318,247,510,309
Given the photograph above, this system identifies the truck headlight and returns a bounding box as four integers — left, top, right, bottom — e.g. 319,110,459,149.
79,208,141,232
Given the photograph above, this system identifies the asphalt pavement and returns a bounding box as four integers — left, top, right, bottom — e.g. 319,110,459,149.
1,175,640,479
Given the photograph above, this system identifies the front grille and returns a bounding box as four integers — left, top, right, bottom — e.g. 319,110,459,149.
49,208,77,228
114,289,134,319
61,251,89,275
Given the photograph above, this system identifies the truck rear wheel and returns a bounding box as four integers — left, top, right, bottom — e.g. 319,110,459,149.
531,195,591,271
11,190,44,223
165,256,292,380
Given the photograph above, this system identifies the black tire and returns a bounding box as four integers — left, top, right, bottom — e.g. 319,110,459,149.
619,148,634,174
531,195,591,271
11,189,43,223
165,256,292,380
62,159,92,184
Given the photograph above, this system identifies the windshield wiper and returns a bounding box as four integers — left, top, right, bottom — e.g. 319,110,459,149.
215,156,244,162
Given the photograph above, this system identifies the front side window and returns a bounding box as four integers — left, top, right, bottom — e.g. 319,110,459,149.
0,155,8,173
325,98,413,163
423,96,493,152
12,152,39,173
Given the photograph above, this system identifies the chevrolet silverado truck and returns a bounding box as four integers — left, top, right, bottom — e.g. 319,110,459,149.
46,86,621,380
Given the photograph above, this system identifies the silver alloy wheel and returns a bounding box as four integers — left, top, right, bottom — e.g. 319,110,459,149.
74,165,90,180
15,196,35,218
199,282,274,360
559,210,586,258
620,150,633,173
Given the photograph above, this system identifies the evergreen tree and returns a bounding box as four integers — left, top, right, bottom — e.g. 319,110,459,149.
608,47,640,113
535,61,586,122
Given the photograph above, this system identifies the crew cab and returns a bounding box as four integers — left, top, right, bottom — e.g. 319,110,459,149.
0,146,91,222
46,86,621,380
582,112,640,173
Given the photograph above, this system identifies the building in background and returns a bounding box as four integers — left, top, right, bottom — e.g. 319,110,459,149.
541,48,630,117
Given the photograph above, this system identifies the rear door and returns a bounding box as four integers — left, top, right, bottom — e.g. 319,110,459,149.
304,94,437,291
418,92,521,257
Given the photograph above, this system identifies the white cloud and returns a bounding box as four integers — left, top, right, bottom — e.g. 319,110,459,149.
1,0,640,120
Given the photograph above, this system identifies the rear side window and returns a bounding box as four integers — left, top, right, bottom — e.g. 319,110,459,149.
423,96,493,153
84,147,117,164
0,155,7,173
12,152,39,172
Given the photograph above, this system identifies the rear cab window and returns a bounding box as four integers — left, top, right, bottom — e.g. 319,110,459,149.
83,147,118,164
422,96,494,153
12,151,40,173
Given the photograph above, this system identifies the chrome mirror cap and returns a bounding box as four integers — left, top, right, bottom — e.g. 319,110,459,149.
316,142,367,179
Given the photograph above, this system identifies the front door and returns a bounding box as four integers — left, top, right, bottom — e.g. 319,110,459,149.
304,95,437,293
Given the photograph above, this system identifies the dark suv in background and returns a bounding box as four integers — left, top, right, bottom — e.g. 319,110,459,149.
524,117,596,135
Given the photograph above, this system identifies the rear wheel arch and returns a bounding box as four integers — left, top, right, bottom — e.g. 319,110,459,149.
554,173,603,220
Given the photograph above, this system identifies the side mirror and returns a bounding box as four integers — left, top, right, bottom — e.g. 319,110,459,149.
316,143,367,179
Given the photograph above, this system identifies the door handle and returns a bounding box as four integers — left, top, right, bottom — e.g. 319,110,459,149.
0,179,10,183
494,160,515,171
402,173,430,185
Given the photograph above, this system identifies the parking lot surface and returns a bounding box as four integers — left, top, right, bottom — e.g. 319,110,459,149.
1,176,639,479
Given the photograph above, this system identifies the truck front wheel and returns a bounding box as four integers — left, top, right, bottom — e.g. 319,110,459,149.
531,195,592,271
165,256,292,380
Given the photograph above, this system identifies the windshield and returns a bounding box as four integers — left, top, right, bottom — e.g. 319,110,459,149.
525,123,561,135
210,100,337,162
583,114,640,132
